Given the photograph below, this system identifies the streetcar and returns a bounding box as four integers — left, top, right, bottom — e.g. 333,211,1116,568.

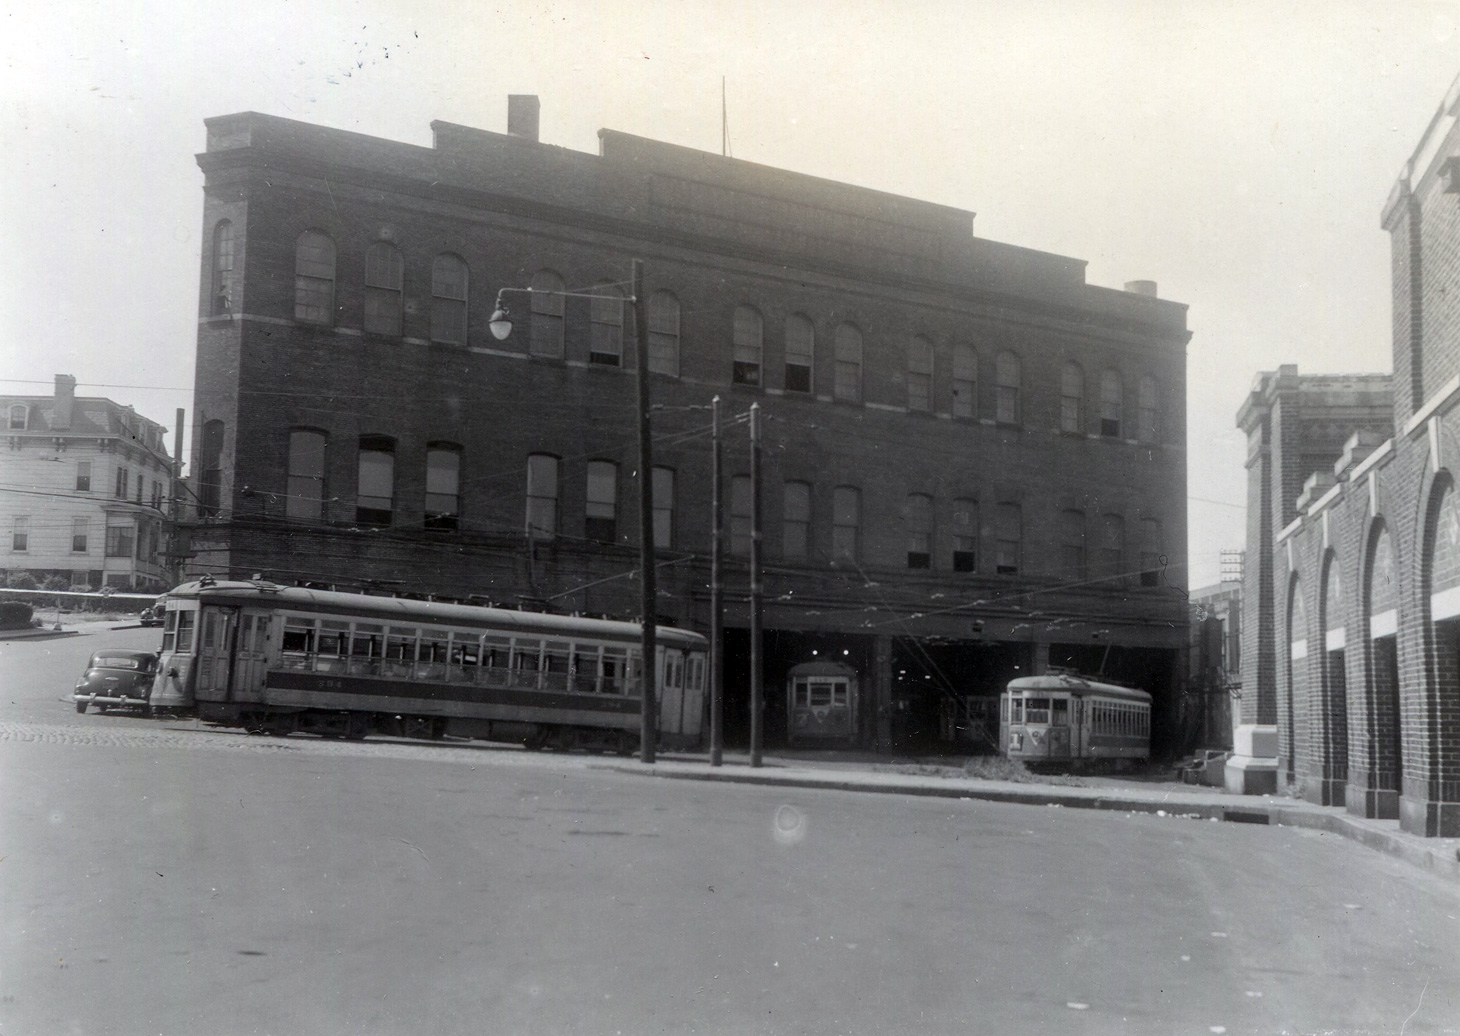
785,660,859,746
146,579,708,751
999,670,1151,767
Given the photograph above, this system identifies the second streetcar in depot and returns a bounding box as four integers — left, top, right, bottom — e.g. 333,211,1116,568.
146,579,708,752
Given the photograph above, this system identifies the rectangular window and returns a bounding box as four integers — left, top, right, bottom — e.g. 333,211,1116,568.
287,430,326,521
952,498,977,573
425,446,461,532
905,493,932,569
115,466,129,499
76,461,91,492
282,617,316,656
952,344,977,419
995,503,1020,575
647,293,681,376
530,272,565,358
356,438,395,527
152,480,163,511
996,353,1020,425
732,306,763,386
363,243,403,336
1061,510,1085,581
585,461,617,542
72,517,88,553
174,610,196,653
11,515,28,552
907,337,933,412
589,289,623,366
832,486,860,561
653,467,674,548
730,475,752,556
782,481,810,559
105,524,135,558
1100,371,1123,438
1099,514,1125,584
834,326,862,403
785,315,814,393
526,454,558,539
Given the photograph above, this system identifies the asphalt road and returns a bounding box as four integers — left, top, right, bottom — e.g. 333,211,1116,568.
3,626,1458,1035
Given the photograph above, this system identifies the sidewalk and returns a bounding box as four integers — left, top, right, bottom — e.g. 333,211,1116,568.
594,750,1460,882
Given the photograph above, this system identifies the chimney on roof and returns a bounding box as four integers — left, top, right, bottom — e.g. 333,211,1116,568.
508,95,540,142
1123,280,1158,298
54,374,76,430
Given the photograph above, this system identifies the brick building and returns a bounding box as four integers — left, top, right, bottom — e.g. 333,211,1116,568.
182,97,1191,753
2,375,173,591
1235,73,1460,836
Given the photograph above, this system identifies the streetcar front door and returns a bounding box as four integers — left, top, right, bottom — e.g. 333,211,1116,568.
193,606,238,703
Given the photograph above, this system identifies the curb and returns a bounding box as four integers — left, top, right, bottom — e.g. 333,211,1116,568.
0,628,82,642
598,764,1460,881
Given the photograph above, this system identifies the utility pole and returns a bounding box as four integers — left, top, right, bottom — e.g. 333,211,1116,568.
633,259,658,764
710,395,724,766
749,402,763,767
169,408,185,586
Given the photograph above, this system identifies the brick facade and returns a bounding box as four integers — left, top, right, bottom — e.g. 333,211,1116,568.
183,102,1191,753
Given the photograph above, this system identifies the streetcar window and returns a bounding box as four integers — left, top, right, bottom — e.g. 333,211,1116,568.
544,642,571,673
451,634,480,667
386,627,417,661
1051,698,1068,726
793,680,809,708
483,635,511,670
202,612,217,649
418,629,449,664
351,624,383,658
1000,696,1008,722
601,646,628,694
1025,697,1050,724
239,615,254,653
627,649,643,693
833,682,848,706
810,682,832,707
282,618,315,654
1010,697,1023,723
513,639,542,671
687,654,705,692
572,645,601,692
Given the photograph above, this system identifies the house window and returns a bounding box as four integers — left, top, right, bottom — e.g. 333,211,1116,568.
105,523,134,558
585,461,618,542
589,283,625,365
1140,518,1163,587
732,306,763,386
7,404,27,430
115,466,130,500
653,467,675,547
907,336,933,412
72,516,88,553
1098,513,1125,584
647,292,681,376
1061,509,1086,581
211,220,235,315
1060,362,1084,434
356,435,395,527
425,444,462,531
834,324,863,403
1137,375,1159,442
783,481,811,559
286,429,326,520
1100,370,1123,437
431,254,468,346
951,498,978,572
526,454,559,539
530,270,565,358
785,314,814,393
996,352,1021,425
363,242,404,336
952,344,977,418
198,419,224,517
730,475,752,556
995,503,1021,574
152,480,163,511
293,230,336,325
905,493,933,569
75,461,91,492
832,486,860,561
11,516,28,552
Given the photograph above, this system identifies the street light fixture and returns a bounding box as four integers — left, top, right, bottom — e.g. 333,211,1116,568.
488,264,659,764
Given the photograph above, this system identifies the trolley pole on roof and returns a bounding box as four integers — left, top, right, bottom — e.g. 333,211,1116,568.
710,396,724,766
633,259,658,764
749,402,763,768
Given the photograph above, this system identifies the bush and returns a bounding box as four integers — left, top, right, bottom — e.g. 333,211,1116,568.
0,601,34,630
42,575,70,591
6,572,39,591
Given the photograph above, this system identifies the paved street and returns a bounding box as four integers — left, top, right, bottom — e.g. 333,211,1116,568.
3,627,1459,1035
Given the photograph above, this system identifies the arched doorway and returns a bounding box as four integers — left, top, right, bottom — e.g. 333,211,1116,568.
1285,574,1307,786
1422,476,1460,834
1363,522,1401,818
1318,552,1348,806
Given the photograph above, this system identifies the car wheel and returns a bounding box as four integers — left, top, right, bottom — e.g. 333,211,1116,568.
75,701,87,714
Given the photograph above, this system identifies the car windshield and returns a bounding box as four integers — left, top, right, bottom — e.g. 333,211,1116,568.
92,656,150,671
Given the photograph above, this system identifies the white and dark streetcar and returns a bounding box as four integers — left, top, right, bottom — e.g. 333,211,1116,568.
785,661,859,746
999,671,1151,767
146,580,708,751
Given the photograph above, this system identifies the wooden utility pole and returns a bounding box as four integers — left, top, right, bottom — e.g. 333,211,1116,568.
710,396,724,766
749,402,763,767
633,259,658,764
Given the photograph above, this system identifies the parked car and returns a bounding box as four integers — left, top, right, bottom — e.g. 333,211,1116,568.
73,650,158,714
138,602,165,627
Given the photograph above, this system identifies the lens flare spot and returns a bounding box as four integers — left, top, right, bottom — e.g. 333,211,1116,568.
773,804,807,846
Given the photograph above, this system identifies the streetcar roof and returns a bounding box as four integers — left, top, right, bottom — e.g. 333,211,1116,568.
164,580,707,647
1005,673,1151,703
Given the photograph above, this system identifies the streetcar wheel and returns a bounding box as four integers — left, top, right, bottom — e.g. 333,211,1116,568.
75,701,87,714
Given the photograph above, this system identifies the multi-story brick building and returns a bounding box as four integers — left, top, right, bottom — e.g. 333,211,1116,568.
1236,72,1460,836
2,375,174,591
182,97,1191,753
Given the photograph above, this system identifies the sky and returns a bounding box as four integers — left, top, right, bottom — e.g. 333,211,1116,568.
2,0,1457,588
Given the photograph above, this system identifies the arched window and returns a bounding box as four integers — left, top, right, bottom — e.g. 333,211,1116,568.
198,419,225,518
907,336,933,412
356,436,395,527
832,486,861,560
425,443,462,531
526,454,559,539
1098,513,1125,583
1061,509,1086,580
951,498,978,572
431,254,468,346
995,352,1021,424
211,220,235,316
995,503,1021,574
782,481,811,559
647,292,681,376
952,345,977,419
905,493,933,568
785,314,814,393
1060,362,1084,434
732,305,763,386
293,230,336,325
585,460,618,541
589,283,625,366
1138,375,1159,441
834,324,862,403
363,241,404,336
286,429,326,521
529,270,565,358
7,404,27,430
1100,370,1124,438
